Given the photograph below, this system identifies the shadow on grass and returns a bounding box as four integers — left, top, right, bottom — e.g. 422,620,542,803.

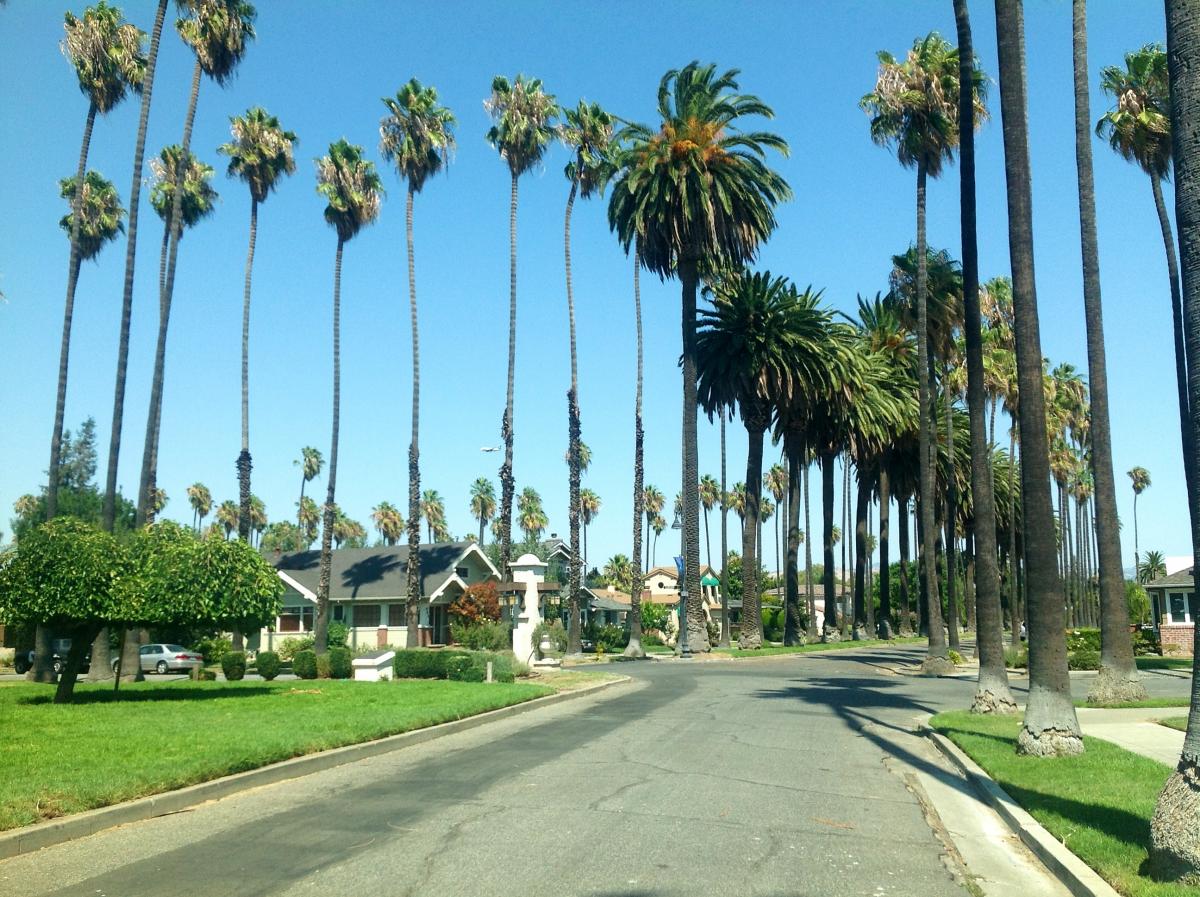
1005,780,1152,853
19,685,276,705
933,723,1022,750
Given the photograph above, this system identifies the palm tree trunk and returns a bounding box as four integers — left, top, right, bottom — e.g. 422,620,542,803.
898,495,912,635
136,58,203,527
1151,5,1200,872
784,441,803,645
842,458,851,637
854,474,869,635
236,196,259,545
915,159,949,672
996,0,1083,755
946,378,960,649
1009,428,1020,646
46,101,97,521
739,421,765,651
804,462,816,639
878,465,892,638
497,172,519,575
405,187,422,649
563,178,583,656
1133,492,1140,573
104,0,167,533
625,250,646,658
821,453,839,640
720,414,732,647
679,257,705,652
315,238,345,656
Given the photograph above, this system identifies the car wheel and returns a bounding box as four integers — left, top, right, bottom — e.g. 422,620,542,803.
52,659,64,675
112,659,121,674
14,658,29,675
156,660,169,675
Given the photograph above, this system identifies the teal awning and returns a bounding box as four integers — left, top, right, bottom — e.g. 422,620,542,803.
701,574,720,586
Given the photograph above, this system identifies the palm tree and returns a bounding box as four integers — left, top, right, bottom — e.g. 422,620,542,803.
995,0,1083,756
765,463,787,579
135,0,255,525
216,499,238,539
469,477,496,545
651,515,666,568
48,3,145,522
1098,46,1194,520
186,481,212,531
485,73,558,573
421,490,447,542
642,485,665,571
297,495,320,547
314,139,383,654
728,483,747,538
295,446,323,526
1151,16,1200,871
1127,467,1151,573
625,248,647,659
381,77,455,650
371,501,404,546
699,474,720,572
579,488,601,572
332,508,367,549
953,0,1016,713
560,99,615,656
862,31,985,674
219,106,297,543
603,554,633,596
517,487,548,544
1138,550,1167,584
248,494,266,546
102,0,169,535
137,145,218,525
1068,3,1145,703
609,62,790,653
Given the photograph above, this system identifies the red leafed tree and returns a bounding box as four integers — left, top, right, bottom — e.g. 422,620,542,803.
448,581,501,624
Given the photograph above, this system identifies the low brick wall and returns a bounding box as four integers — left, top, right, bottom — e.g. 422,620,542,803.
1160,623,1195,655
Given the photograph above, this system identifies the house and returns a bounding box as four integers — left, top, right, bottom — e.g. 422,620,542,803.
1143,567,1197,655
644,564,722,603
260,541,500,650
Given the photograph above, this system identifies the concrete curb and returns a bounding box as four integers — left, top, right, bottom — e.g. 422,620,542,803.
0,675,631,861
921,721,1121,897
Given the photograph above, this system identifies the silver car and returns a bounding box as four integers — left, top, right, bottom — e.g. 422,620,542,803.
139,644,205,675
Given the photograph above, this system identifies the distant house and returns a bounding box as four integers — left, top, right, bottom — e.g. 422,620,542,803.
261,541,500,649
1143,567,1197,655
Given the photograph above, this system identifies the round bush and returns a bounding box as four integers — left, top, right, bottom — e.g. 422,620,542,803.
255,650,281,681
221,651,247,681
316,653,332,679
1068,647,1100,671
328,646,353,680
293,649,318,680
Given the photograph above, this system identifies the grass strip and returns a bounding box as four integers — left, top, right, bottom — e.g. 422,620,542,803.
1076,698,1192,709
931,710,1187,897
1136,657,1194,671
716,636,926,658
0,678,550,832
1158,717,1188,732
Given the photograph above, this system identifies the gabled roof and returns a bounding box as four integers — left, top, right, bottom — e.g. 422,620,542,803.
1145,567,1194,589
645,563,719,580
269,542,498,602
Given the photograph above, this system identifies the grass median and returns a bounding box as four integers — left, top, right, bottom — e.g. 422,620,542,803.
1159,717,1188,732
0,677,551,832
931,710,1187,897
716,636,926,658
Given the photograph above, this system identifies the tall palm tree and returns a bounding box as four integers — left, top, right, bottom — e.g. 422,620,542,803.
862,31,985,674
625,248,647,659
295,446,323,526
137,145,217,526
469,477,496,545
48,2,146,522
699,474,720,572
953,0,1016,714
297,495,319,547
186,481,212,531
1070,1,1145,703
651,515,666,568
219,106,297,543
485,73,558,573
579,488,601,573
1098,45,1194,521
371,501,404,546
560,99,615,655
610,62,790,653
314,139,383,655
135,0,255,525
421,490,447,542
765,463,787,579
517,487,548,544
1127,466,1150,572
380,77,456,650
103,0,168,535
642,485,665,571
728,483,748,538
995,0,1083,756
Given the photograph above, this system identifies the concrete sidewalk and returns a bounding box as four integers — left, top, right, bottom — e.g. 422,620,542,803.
1076,706,1186,766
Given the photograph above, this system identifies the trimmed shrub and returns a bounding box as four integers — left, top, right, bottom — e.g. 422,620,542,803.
255,651,281,681
447,651,515,683
327,621,350,649
642,632,665,647
328,647,353,679
316,654,332,679
1004,646,1028,669
1066,628,1101,654
1133,628,1160,656
191,635,232,665
1068,647,1101,671
293,649,318,680
221,651,247,681
947,649,964,666
192,667,217,681
761,607,784,642
392,648,472,679
277,636,314,662
594,624,628,652
451,620,512,652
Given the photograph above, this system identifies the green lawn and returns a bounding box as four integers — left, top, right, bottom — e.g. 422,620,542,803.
1159,717,1189,732
1076,698,1192,709
931,711,1188,896
715,636,926,658
0,678,551,832
1136,656,1194,671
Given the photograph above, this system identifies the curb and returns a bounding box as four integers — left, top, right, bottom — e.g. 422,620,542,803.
921,721,1121,897
0,675,631,862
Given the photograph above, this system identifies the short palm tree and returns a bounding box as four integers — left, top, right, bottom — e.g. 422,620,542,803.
765,463,788,579
517,487,548,544
642,485,665,571
314,139,383,654
297,495,320,547
48,2,145,522
219,106,297,543
136,145,217,524
381,77,455,648
469,478,497,545
579,488,601,572
699,474,720,572
248,494,266,546
862,31,985,674
1138,549,1166,584
216,499,238,539
609,62,790,653
421,490,447,543
186,481,212,531
485,73,558,572
650,514,666,567
560,98,615,656
371,501,405,546
1127,466,1151,572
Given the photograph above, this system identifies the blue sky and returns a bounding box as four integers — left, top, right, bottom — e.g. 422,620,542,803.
0,0,1183,576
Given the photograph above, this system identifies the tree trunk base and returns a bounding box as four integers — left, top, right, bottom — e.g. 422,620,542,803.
877,621,893,640
738,632,762,650
821,627,842,644
1150,759,1200,885
1017,724,1085,757
920,655,957,677
85,628,114,683
1087,664,1149,705
852,625,868,641
687,620,710,653
622,638,647,659
971,686,1019,715
898,622,914,637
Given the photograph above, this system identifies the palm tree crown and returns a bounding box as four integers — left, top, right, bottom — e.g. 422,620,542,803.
380,78,456,193
316,139,383,242
175,0,256,86
219,106,297,202
62,2,147,114
59,171,125,261
1129,466,1152,495
149,146,217,233
561,100,616,197
1097,45,1171,181
470,478,496,527
484,74,558,178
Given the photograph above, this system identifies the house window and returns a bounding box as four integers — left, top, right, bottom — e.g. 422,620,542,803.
1170,593,1189,623
355,604,381,628
388,603,406,627
333,605,344,622
456,567,469,578
278,606,314,632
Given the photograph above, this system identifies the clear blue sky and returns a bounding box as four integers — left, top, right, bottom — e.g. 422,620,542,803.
0,0,1183,576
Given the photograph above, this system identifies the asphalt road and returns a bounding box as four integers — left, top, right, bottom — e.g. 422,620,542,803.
1,646,1190,897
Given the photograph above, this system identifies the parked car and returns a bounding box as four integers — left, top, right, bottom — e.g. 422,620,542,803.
12,643,116,676
139,644,204,675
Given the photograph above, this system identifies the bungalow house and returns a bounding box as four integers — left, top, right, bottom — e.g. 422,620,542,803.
1143,567,1197,655
259,541,500,650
